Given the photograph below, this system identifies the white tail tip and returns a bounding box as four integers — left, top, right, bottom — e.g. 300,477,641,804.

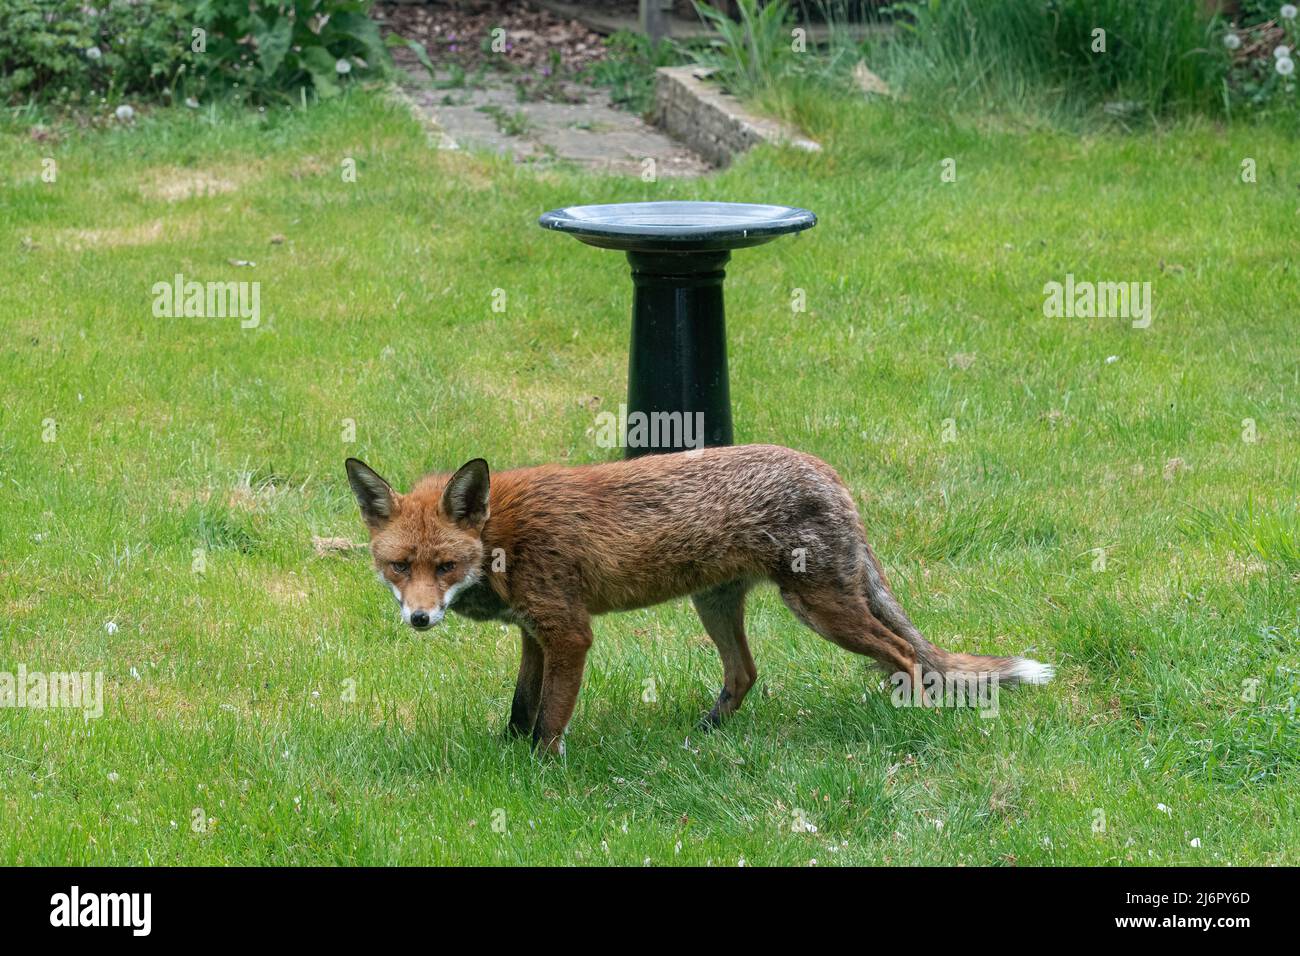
1007,658,1055,685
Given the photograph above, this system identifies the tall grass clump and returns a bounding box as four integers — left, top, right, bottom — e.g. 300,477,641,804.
691,0,801,96
687,0,866,120
874,0,1229,119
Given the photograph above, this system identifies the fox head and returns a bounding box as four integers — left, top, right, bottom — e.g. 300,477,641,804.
345,457,490,631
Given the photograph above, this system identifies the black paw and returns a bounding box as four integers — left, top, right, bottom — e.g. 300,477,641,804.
697,688,731,731
697,709,723,733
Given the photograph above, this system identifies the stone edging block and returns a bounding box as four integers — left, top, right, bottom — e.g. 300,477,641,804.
651,65,821,168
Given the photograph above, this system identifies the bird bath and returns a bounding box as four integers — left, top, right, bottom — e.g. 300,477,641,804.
538,200,816,457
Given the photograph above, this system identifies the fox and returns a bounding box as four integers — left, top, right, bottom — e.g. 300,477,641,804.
345,444,1053,755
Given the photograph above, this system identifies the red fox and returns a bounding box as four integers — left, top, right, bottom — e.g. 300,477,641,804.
346,444,1052,754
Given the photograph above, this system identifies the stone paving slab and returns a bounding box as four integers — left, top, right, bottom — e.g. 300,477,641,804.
394,56,711,178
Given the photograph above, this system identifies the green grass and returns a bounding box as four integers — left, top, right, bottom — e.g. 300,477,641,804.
0,88,1297,865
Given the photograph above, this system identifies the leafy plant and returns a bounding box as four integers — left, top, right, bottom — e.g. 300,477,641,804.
476,103,530,137
512,49,585,104
0,0,196,105
0,0,393,107
588,29,688,114
190,0,389,103
1220,6,1300,118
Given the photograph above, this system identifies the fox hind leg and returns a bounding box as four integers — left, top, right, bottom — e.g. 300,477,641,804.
779,579,919,686
691,580,757,730
855,541,1055,687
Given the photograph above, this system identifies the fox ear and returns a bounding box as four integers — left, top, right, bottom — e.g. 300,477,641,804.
442,458,490,528
346,458,395,528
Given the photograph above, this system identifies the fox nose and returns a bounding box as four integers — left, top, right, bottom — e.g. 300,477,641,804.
409,610,431,630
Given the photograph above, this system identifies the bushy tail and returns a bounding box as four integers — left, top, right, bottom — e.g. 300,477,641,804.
860,545,1054,687
917,647,1055,686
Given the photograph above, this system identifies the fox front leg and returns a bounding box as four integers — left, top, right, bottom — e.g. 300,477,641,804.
529,618,593,756
505,626,544,738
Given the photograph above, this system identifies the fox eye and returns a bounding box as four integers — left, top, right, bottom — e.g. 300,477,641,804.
390,561,410,575
435,561,456,576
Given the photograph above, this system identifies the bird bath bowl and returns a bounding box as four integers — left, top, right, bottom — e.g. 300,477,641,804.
538,201,816,457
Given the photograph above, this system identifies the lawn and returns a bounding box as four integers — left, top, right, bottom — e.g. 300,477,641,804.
1,88,1297,865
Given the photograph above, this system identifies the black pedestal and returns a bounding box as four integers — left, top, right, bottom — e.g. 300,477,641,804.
538,201,816,457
